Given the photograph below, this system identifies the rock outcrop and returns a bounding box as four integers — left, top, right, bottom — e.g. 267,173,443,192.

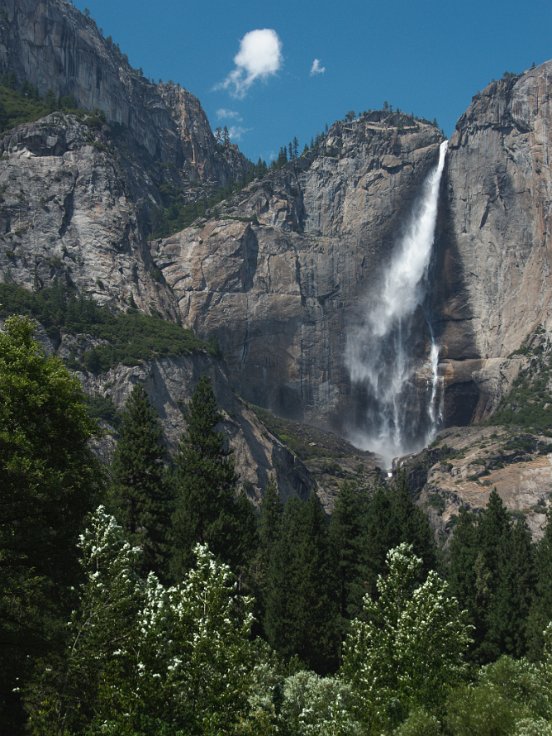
0,112,179,313
402,426,552,541
153,113,443,427
0,0,248,188
435,62,552,424
77,351,315,505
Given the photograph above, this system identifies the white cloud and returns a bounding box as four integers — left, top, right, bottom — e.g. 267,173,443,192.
216,108,242,121
228,125,251,141
218,29,283,98
310,58,326,76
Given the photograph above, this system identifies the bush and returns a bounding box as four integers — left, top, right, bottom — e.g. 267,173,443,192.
395,708,442,735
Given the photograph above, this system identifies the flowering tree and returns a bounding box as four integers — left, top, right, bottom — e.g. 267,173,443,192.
341,543,472,732
27,507,265,736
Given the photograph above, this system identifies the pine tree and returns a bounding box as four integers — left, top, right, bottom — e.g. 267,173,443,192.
329,482,370,621
447,507,480,641
256,479,282,589
478,489,511,570
527,509,552,658
474,489,513,661
362,478,436,596
449,490,535,662
111,384,170,578
489,517,534,657
264,494,339,673
170,376,254,578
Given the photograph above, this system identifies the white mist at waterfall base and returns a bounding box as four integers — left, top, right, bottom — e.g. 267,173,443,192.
346,140,448,469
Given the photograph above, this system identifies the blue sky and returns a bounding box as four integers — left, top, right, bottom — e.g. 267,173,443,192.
73,0,552,162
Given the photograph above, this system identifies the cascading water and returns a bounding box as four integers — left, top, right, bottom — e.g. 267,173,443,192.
346,140,448,468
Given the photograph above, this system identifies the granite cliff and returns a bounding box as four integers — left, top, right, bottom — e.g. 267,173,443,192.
435,62,552,426
153,113,443,427
0,0,252,315
0,0,247,187
2,0,552,515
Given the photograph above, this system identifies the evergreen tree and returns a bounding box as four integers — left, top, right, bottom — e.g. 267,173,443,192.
0,317,101,734
478,490,511,571
329,482,371,621
474,489,514,661
171,376,255,578
256,479,283,592
447,507,480,639
362,478,436,596
449,491,535,662
276,146,288,167
263,494,339,673
111,384,171,578
489,517,534,658
527,509,552,658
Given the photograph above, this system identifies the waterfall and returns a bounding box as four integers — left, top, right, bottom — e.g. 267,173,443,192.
346,140,448,468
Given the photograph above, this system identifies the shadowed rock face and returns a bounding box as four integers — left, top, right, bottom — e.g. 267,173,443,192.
436,62,552,423
153,114,443,427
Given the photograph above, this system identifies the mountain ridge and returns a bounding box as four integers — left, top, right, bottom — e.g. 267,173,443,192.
2,0,552,517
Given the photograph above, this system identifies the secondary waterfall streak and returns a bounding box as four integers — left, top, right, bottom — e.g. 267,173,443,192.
346,140,448,468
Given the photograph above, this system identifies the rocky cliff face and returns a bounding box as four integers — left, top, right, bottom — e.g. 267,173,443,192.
0,111,180,313
153,113,443,427
435,62,552,424
77,351,315,505
3,0,552,512
0,0,248,189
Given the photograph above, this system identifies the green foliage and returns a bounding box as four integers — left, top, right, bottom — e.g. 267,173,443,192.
514,719,552,736
0,81,105,134
488,517,534,657
111,385,172,578
0,316,101,733
394,708,442,735
361,477,437,597
263,494,339,674
330,481,371,621
492,334,552,429
0,83,50,132
447,491,535,662
171,376,256,577
444,656,552,736
445,681,521,736
151,160,265,238
86,394,121,428
0,282,213,372
27,508,263,736
342,543,471,733
255,480,283,598
527,510,552,658
26,506,144,735
278,670,363,735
